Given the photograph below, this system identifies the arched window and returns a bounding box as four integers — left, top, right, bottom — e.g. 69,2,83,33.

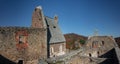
92,41,98,48
50,47,54,54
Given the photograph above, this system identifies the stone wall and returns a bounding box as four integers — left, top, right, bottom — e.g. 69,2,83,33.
46,48,98,64
0,27,47,64
86,36,116,49
46,47,119,64
84,36,116,58
45,36,119,64
50,42,66,57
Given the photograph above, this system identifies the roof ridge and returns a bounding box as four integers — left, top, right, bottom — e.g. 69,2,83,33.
45,16,53,19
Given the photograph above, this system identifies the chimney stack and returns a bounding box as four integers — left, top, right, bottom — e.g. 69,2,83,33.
31,6,46,28
36,6,42,9
54,15,58,24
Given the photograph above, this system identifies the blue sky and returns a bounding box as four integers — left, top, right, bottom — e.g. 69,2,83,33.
0,0,120,37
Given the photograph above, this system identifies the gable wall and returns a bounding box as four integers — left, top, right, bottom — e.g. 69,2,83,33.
50,42,66,57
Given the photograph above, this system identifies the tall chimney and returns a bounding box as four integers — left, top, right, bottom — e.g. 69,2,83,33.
31,6,46,28
54,15,58,24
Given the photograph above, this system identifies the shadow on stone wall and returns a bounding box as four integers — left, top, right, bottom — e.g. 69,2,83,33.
99,59,114,64
99,48,119,64
0,55,16,64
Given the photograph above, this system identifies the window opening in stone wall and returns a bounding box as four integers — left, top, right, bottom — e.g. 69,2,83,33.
15,30,28,50
102,41,104,46
97,51,99,57
50,47,54,54
18,60,23,64
19,35,24,44
92,41,98,48
53,26,56,28
89,53,92,57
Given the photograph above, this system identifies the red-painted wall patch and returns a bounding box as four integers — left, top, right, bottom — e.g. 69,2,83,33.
15,30,28,50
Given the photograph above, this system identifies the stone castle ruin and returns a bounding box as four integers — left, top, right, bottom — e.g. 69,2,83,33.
0,6,120,64
0,6,66,64
85,36,116,57
78,36,120,64
58,36,120,64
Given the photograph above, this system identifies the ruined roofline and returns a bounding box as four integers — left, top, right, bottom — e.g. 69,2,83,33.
0,27,46,35
0,26,46,28
0,26,29,28
45,15,59,24
88,36,115,41
44,15,57,19
49,41,66,44
0,27,46,32
45,16,54,20
89,35,113,38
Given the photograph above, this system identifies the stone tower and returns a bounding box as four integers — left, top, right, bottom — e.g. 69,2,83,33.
31,6,46,28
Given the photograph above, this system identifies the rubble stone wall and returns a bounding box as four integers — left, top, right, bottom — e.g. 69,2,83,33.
50,42,66,57
0,27,47,63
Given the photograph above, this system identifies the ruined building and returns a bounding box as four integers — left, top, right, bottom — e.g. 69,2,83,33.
45,35,120,64
0,6,66,64
81,36,120,64
85,36,116,57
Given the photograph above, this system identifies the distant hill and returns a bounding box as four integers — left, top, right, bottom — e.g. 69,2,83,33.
64,33,87,49
115,37,120,47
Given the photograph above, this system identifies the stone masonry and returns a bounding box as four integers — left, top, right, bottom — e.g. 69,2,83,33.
0,27,47,64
